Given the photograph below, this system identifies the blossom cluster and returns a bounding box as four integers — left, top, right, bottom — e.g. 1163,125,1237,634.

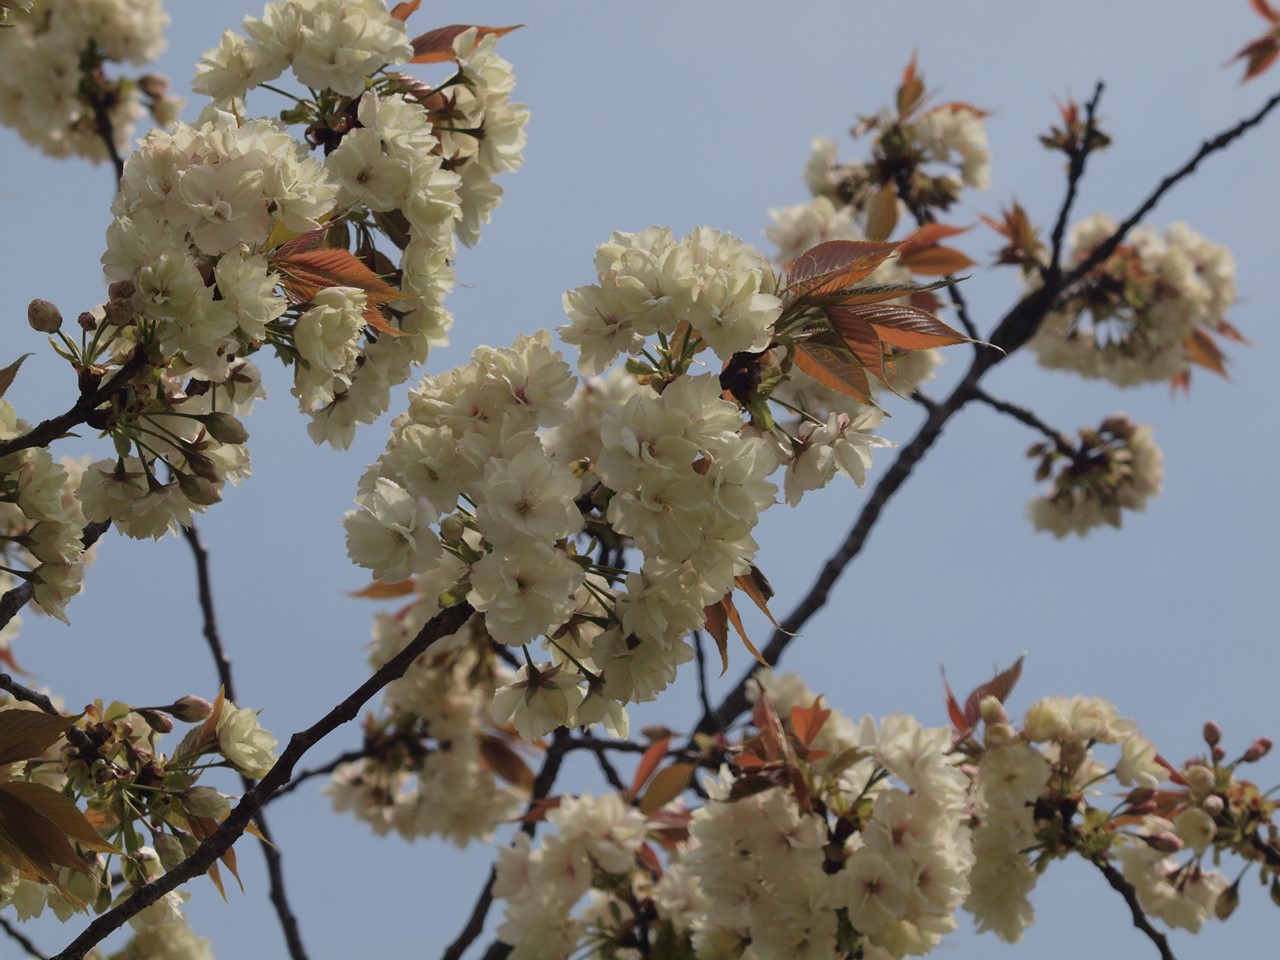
0,693,277,935
488,671,1277,960
1026,414,1164,538
1029,214,1238,386
0,0,179,162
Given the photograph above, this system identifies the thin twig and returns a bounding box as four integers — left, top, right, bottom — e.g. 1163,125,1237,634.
1047,82,1106,277
180,521,308,960
691,631,716,732
590,744,627,793
0,520,111,633
1093,858,1178,960
971,387,1077,458
441,730,572,960
85,72,126,186
51,601,476,960
0,914,48,960
0,674,60,715
268,749,370,802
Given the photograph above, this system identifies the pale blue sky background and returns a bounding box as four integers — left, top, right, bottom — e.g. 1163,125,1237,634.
2,2,1278,958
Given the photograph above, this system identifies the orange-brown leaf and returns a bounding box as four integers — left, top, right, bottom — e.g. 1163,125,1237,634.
702,601,730,675
410,24,523,64
794,341,874,405
865,307,969,350
722,594,769,667
639,763,695,815
1232,35,1280,81
479,735,536,790
1212,319,1251,345
962,654,1026,729
390,0,421,21
1251,0,1280,23
733,566,781,629
348,579,416,600
790,700,831,748
942,671,968,735
1184,328,1229,378
752,692,790,765
272,249,408,308
822,312,890,388
897,52,925,118
897,222,971,254
865,183,899,242
518,796,562,824
897,245,976,276
787,240,899,298
0,782,116,855
0,710,77,766
629,735,674,802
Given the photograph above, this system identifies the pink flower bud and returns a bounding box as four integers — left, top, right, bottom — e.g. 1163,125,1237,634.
1201,795,1224,818
1203,721,1222,747
1142,831,1184,855
1243,737,1273,763
168,695,213,722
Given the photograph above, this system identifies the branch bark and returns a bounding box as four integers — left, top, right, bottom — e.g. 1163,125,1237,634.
1094,858,1178,960
51,600,475,960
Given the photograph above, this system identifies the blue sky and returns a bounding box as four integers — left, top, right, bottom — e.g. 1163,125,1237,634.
3,2,1278,957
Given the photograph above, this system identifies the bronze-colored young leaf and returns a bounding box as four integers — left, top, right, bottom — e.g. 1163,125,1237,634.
961,654,1026,730
479,734,536,790
389,0,421,21
271,249,408,308
629,734,674,802
734,566,782,629
821,311,891,389
721,594,769,668
0,784,94,889
794,341,874,406
0,781,116,854
786,240,899,299
701,601,731,675
409,24,523,64
348,579,417,600
860,304,971,349
790,700,831,749
638,762,695,815
896,52,926,119
1184,328,1230,378
0,353,32,401
0,709,77,766
897,245,976,277
865,183,899,242
751,692,790,766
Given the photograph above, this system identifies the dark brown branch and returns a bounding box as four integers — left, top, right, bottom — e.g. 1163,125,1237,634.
84,70,126,186
971,387,1077,459
51,600,475,960
0,348,148,462
1047,82,1106,277
691,631,717,732
267,749,370,802
441,730,572,960
0,673,60,715
0,520,111,633
1094,858,1178,960
181,521,307,960
0,913,48,960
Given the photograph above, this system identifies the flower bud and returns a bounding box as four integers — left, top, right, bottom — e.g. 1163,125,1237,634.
1142,831,1184,855
982,722,1015,747
78,310,98,331
979,695,1008,726
137,73,169,98
439,514,465,543
1215,880,1240,921
1182,763,1215,797
27,298,62,333
104,298,134,327
150,95,183,127
168,695,213,722
137,708,174,734
1271,875,1280,908
1243,737,1273,763
175,471,221,507
1203,720,1222,747
107,279,135,302
1212,745,1226,762
1200,794,1224,818
199,412,249,445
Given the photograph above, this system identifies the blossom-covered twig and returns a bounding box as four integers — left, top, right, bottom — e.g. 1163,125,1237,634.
0,520,110,632
51,600,476,960
181,521,310,960
1094,858,1179,960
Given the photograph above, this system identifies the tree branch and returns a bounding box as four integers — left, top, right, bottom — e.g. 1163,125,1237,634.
0,913,48,960
1047,81,1106,277
441,730,572,960
267,749,370,803
0,520,111,633
971,386,1077,458
1093,858,1178,960
51,600,476,960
